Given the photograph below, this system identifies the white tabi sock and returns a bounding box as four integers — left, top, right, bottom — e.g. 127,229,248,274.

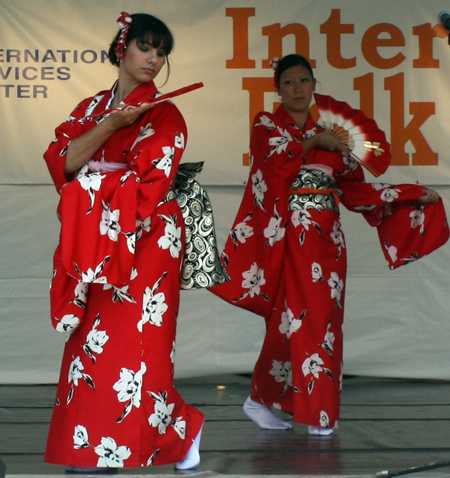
243,396,293,430
174,425,203,470
308,425,334,436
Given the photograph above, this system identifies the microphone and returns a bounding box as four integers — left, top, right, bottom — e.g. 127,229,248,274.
438,10,450,30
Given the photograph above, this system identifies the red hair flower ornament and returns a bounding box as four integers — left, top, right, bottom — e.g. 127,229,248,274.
115,11,132,61
270,57,280,88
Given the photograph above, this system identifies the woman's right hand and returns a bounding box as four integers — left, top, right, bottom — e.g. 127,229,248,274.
302,131,348,156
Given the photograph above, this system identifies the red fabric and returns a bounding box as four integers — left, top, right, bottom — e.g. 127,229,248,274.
44,81,203,468
210,104,448,428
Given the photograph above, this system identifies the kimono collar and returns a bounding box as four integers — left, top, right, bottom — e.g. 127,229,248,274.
274,103,317,134
114,80,159,107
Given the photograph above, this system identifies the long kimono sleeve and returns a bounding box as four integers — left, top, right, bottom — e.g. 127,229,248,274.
337,165,449,269
210,111,303,317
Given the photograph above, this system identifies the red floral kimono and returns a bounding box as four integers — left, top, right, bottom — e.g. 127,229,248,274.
211,104,449,429
44,81,204,468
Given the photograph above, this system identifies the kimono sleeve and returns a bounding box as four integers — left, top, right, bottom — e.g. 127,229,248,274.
127,101,187,221
43,96,99,193
210,111,304,317
337,170,449,269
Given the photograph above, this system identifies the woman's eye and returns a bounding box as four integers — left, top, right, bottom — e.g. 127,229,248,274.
157,50,165,58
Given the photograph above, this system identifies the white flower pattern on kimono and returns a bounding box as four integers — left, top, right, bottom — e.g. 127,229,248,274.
113,362,147,423
157,214,182,258
264,201,286,246
330,221,345,259
70,281,88,309
130,122,155,151
373,183,401,202
236,262,267,302
291,209,312,230
252,169,268,210
55,314,81,336
410,206,425,235
267,127,292,158
82,315,109,362
174,132,185,149
270,360,293,394
139,272,168,331
311,262,324,282
73,425,90,449
328,271,344,309
76,256,110,284
384,239,398,263
279,303,304,339
67,356,94,404
148,391,175,434
172,416,187,439
103,283,136,304
95,436,131,467
320,410,330,428
170,340,176,364
302,352,333,394
230,213,254,246
153,146,174,177
254,115,276,130
100,201,121,241
320,321,335,355
78,172,106,214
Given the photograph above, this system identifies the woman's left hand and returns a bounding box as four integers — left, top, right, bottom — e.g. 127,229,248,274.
417,188,440,204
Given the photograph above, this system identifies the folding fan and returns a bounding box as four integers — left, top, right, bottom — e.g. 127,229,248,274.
313,93,391,177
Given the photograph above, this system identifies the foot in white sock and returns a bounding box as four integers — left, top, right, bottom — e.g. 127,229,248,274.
308,425,334,436
174,426,202,470
243,396,293,430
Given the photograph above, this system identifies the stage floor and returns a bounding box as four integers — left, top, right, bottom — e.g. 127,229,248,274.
1,374,450,477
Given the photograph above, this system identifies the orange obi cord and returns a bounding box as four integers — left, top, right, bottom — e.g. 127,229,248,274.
290,187,341,206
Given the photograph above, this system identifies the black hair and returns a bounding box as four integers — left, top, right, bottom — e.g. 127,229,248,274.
108,13,174,67
275,54,315,88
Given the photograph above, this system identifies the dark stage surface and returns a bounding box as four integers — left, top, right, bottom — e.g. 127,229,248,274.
1,374,450,477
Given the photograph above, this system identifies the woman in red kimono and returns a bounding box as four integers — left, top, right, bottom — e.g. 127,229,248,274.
44,12,204,472
211,54,448,435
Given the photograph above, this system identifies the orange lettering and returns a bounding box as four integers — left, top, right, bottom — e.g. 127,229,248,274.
261,23,316,68
320,9,356,69
384,73,437,166
354,73,374,118
412,23,440,68
362,23,405,69
226,8,256,69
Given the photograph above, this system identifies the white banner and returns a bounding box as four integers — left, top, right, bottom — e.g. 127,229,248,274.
1,0,450,185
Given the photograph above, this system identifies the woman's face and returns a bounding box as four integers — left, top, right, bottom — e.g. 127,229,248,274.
120,38,166,87
277,64,315,117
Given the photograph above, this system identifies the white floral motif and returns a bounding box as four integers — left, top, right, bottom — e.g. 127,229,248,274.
270,360,293,394
328,271,344,308
67,356,94,404
291,209,312,229
172,416,187,439
320,410,330,428
410,206,425,235
241,262,266,298
330,221,345,259
139,272,168,331
78,172,106,214
373,183,401,202
55,314,81,336
174,132,185,149
320,321,335,355
100,201,121,241
71,281,88,309
254,114,276,129
230,213,254,246
113,362,147,423
311,262,324,282
82,315,109,362
76,256,110,284
153,146,174,177
267,127,293,158
279,303,304,339
252,169,268,210
73,425,90,449
130,122,155,151
302,352,333,394
95,437,131,467
157,214,182,258
148,391,175,434
264,215,285,246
